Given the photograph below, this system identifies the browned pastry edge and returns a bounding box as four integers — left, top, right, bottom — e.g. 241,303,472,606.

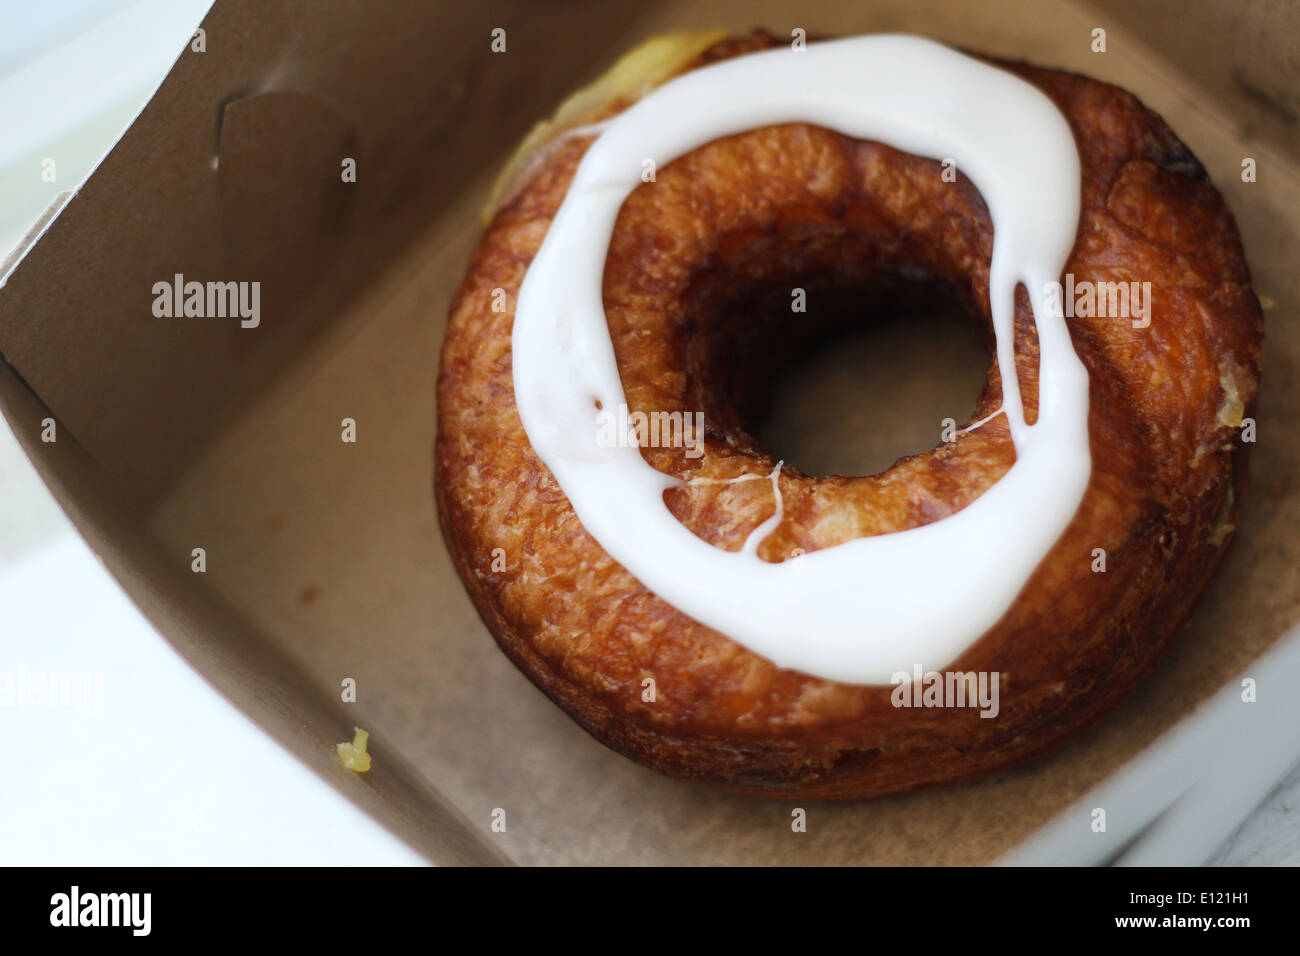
435,31,1264,799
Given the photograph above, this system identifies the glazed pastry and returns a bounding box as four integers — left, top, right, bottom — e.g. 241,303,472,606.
436,31,1262,798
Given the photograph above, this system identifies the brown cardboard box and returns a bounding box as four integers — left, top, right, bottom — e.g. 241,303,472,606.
1,0,1296,864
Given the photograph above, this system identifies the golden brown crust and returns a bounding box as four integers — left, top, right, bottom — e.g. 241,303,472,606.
435,32,1263,798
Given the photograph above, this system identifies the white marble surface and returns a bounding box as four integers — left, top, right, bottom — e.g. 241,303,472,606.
1211,762,1300,865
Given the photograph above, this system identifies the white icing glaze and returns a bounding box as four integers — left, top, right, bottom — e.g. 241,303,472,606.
511,34,1090,684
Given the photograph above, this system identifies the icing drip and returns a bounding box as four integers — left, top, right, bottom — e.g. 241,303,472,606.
682,463,787,557
512,35,1091,684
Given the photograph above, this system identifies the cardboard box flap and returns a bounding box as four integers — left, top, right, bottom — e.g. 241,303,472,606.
0,0,646,510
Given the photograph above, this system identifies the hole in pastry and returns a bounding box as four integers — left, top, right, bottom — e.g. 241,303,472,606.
682,264,993,479
756,291,991,478
1011,282,1041,427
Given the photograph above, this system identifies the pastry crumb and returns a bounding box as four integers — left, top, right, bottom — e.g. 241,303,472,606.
337,727,372,773
1216,366,1245,429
